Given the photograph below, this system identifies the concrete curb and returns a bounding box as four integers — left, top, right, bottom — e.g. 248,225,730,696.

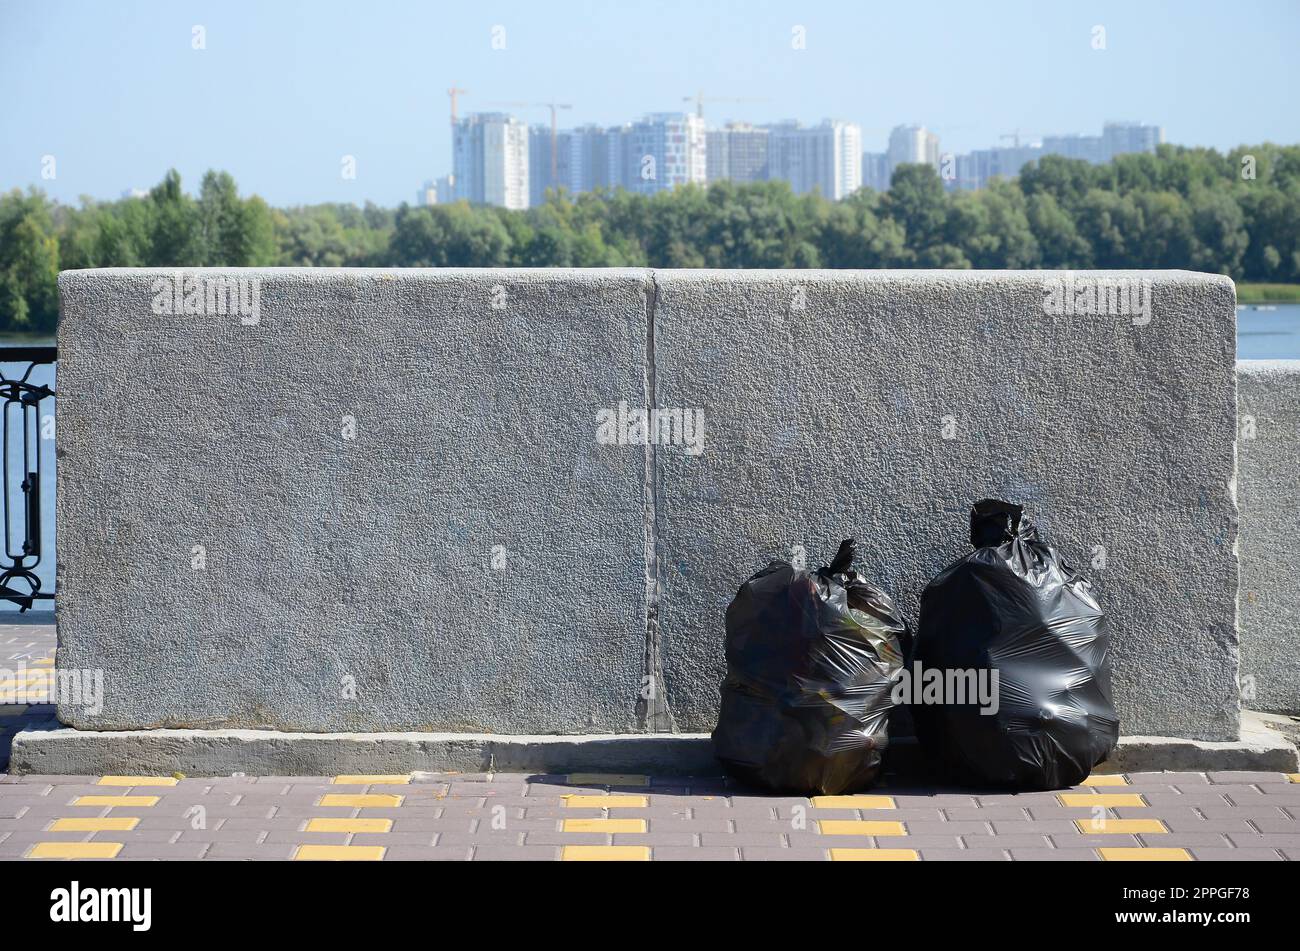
11,716,1296,776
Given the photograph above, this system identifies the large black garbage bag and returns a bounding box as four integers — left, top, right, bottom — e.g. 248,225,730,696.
712,539,908,795
911,500,1119,789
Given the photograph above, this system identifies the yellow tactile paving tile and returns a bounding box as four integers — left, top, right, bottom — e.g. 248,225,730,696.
566,773,649,786
811,795,896,809
304,817,394,833
561,818,647,833
97,776,179,787
317,794,403,808
28,842,123,859
830,849,919,861
562,794,648,808
72,796,160,807
331,775,411,785
32,657,54,666
50,817,140,832
293,845,386,861
1057,793,1146,808
1073,819,1167,834
1098,847,1192,862
1289,774,1300,783
1080,774,1130,787
561,845,650,861
817,820,907,836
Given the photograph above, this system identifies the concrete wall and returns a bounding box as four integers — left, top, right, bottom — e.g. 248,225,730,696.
56,268,1241,740
1238,360,1300,714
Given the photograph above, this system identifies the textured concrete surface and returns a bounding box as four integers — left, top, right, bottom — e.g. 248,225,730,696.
1237,360,1300,714
58,269,1239,741
11,723,1294,776
56,269,651,733
652,270,1239,739
3,769,1299,861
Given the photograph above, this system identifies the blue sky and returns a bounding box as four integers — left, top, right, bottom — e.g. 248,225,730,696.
1,0,1297,207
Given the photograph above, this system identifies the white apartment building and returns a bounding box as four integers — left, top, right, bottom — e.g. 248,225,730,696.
452,112,530,209
767,120,863,200
625,113,707,194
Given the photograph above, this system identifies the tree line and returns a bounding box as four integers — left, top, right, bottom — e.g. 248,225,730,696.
2,143,1298,334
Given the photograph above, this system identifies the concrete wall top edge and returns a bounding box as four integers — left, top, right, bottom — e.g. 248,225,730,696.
1238,359,1300,375
58,266,1234,283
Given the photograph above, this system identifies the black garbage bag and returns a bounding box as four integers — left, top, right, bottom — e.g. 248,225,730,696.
911,500,1119,789
712,539,908,795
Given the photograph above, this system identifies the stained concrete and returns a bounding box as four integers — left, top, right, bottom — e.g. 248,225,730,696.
1237,359,1300,713
55,269,1240,743
56,269,652,733
652,270,1239,739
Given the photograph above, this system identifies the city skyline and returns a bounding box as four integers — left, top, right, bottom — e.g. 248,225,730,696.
2,0,1297,206
437,112,1164,210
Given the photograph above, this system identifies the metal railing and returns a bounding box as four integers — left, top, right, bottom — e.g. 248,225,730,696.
0,346,55,611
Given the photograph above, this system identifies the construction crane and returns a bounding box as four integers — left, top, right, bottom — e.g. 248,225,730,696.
1000,130,1029,149
447,84,469,126
682,90,769,119
482,100,573,185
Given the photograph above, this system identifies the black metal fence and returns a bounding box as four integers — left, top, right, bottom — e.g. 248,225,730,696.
0,347,55,612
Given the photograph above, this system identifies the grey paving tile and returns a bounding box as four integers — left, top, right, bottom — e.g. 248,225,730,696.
741,847,829,861
1010,848,1100,861
920,848,1008,860
1189,847,1284,861
653,847,739,860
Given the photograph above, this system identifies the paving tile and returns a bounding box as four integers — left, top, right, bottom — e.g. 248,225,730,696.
116,843,209,860
1227,832,1300,849
203,842,298,860
1208,772,1290,784
1097,847,1191,861
1050,833,1141,847
562,845,650,861
1137,832,1230,848
1188,847,1284,861
650,847,737,861
919,848,1008,861
960,834,1051,850
469,846,558,861
741,847,830,861
293,844,384,861
26,841,123,859
1009,848,1100,861
874,834,963,850
830,848,918,861
614,832,695,846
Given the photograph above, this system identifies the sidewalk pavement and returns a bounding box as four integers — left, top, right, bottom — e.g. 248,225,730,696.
4,622,1299,861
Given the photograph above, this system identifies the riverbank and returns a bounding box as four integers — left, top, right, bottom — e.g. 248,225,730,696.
1239,283,1300,304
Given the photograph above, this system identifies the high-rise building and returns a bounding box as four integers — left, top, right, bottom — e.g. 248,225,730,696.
954,145,1042,191
452,112,530,209
1101,122,1164,161
706,122,770,184
623,113,706,195
1041,133,1104,165
564,124,633,193
417,180,438,206
887,125,940,172
529,125,576,206
861,151,890,192
767,120,862,199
